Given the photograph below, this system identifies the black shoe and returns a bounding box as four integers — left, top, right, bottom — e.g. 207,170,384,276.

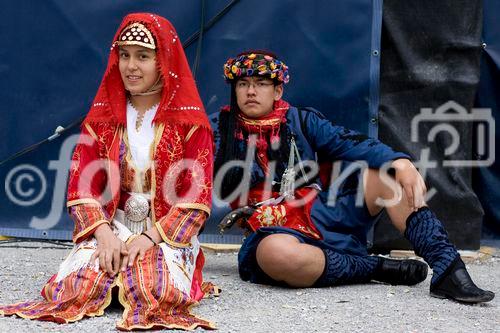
430,257,495,303
373,257,428,286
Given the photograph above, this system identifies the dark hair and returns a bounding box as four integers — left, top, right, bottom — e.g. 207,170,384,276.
214,83,244,199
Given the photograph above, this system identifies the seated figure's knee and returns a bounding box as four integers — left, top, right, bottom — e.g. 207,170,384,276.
256,235,303,280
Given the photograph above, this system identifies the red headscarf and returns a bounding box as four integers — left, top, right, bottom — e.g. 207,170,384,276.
83,13,209,129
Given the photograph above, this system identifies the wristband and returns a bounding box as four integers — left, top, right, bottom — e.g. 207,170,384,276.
140,232,157,245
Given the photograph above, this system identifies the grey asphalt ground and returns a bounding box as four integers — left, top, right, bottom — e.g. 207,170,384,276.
0,242,499,333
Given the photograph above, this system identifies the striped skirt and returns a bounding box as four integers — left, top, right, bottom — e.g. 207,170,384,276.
0,221,218,330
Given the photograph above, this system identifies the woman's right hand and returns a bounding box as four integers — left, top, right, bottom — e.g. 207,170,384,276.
90,224,128,276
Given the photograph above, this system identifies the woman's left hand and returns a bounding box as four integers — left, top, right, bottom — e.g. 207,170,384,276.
122,234,155,270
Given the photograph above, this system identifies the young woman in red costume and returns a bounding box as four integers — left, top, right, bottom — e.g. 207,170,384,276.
0,13,217,330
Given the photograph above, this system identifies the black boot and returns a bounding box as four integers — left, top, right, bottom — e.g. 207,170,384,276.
372,257,428,286
430,257,495,303
405,207,495,303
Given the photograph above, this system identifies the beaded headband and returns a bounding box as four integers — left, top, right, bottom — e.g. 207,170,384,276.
115,22,156,50
223,52,290,84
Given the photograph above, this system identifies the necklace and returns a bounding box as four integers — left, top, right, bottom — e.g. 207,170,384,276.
129,100,159,132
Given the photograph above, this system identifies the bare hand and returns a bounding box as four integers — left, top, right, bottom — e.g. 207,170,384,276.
90,224,128,276
123,234,155,270
391,159,427,211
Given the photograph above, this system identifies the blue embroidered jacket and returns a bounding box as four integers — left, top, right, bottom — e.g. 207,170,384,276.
246,106,411,255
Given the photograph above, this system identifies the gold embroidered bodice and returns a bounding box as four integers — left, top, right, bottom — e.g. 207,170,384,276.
120,131,152,194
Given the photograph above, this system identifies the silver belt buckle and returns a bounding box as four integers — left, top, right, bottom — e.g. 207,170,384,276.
124,194,150,226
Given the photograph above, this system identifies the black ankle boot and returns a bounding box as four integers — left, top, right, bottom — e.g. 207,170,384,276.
372,257,428,286
430,257,495,303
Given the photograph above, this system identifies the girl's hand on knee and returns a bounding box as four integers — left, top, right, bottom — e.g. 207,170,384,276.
124,233,156,269
91,224,128,276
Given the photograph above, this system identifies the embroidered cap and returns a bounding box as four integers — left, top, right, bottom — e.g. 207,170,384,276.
223,52,290,84
115,22,156,50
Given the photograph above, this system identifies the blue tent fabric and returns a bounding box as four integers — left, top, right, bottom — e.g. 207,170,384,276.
0,1,380,242
3,1,498,245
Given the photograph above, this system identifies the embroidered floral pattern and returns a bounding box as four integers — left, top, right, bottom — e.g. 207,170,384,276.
246,187,322,240
255,205,287,227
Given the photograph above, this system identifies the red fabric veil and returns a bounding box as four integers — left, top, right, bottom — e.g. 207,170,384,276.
83,12,210,129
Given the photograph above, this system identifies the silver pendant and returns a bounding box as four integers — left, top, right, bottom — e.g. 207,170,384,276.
124,194,150,231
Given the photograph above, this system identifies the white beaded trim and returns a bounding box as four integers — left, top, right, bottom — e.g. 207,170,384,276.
170,30,178,43
168,106,201,111
150,14,161,28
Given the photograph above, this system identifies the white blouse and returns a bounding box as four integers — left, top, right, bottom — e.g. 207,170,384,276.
126,100,159,171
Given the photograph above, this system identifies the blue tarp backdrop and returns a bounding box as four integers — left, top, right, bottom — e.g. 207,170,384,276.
0,1,382,242
1,1,498,245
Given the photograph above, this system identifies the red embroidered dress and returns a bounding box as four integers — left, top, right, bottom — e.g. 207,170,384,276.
0,13,216,330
